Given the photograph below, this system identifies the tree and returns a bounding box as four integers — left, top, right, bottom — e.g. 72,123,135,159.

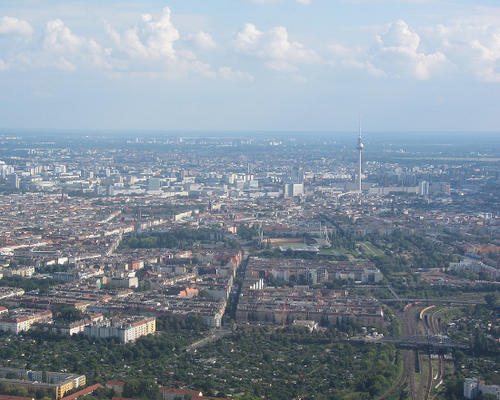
58,307,83,323
480,395,498,400
234,394,260,400
485,293,498,308
123,378,159,400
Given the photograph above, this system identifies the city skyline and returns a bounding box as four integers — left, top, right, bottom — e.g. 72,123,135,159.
0,124,499,400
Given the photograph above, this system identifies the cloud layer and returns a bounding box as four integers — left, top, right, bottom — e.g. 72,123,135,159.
0,6,499,84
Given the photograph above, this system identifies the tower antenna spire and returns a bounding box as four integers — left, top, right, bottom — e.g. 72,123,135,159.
359,115,362,139
356,116,364,192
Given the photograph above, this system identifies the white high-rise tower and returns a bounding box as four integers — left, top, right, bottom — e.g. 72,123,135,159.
356,119,364,192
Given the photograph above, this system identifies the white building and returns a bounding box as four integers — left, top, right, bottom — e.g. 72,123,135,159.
284,183,304,198
84,317,156,343
0,309,53,334
110,276,139,289
418,180,430,197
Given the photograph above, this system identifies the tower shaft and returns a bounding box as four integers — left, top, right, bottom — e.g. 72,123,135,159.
356,118,364,192
358,147,362,192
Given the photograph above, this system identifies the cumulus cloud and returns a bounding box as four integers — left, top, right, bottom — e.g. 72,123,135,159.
0,16,33,36
218,66,254,81
106,7,179,60
425,23,500,82
104,7,222,79
3,7,499,85
44,19,85,53
372,20,448,80
43,19,111,70
235,23,320,72
328,20,448,80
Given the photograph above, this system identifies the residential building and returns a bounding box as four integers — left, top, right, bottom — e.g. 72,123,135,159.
84,316,156,343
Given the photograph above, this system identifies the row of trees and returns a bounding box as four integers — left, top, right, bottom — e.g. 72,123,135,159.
0,275,60,293
120,228,239,250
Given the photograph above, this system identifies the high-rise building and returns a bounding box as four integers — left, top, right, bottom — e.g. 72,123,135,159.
283,183,304,198
418,181,430,197
7,174,20,189
291,166,304,184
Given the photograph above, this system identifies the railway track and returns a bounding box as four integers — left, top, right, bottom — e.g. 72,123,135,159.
424,353,433,400
409,349,416,400
422,306,448,400
400,305,443,400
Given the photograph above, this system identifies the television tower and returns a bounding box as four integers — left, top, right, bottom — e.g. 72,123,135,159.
356,118,364,192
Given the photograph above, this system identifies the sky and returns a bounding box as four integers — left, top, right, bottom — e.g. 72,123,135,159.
0,0,499,133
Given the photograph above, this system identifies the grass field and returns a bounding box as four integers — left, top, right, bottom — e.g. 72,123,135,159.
358,241,385,257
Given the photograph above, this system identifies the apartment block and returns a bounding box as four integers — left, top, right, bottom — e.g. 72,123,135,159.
0,309,53,334
84,316,156,343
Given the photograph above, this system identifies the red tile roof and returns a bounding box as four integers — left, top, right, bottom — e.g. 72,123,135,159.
159,388,200,396
60,384,103,400
106,381,125,386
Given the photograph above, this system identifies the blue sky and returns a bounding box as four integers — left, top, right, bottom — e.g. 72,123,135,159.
0,0,499,132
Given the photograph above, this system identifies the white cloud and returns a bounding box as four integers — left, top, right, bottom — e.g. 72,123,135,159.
218,66,254,81
43,19,111,70
425,23,500,82
104,7,220,79
44,19,85,53
329,20,448,80
235,23,320,72
328,42,386,77
371,20,448,80
235,23,263,52
2,6,498,85
0,16,33,36
296,0,312,4
107,7,179,60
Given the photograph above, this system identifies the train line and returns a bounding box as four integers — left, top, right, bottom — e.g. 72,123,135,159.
397,303,448,400
420,305,448,400
424,354,433,400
